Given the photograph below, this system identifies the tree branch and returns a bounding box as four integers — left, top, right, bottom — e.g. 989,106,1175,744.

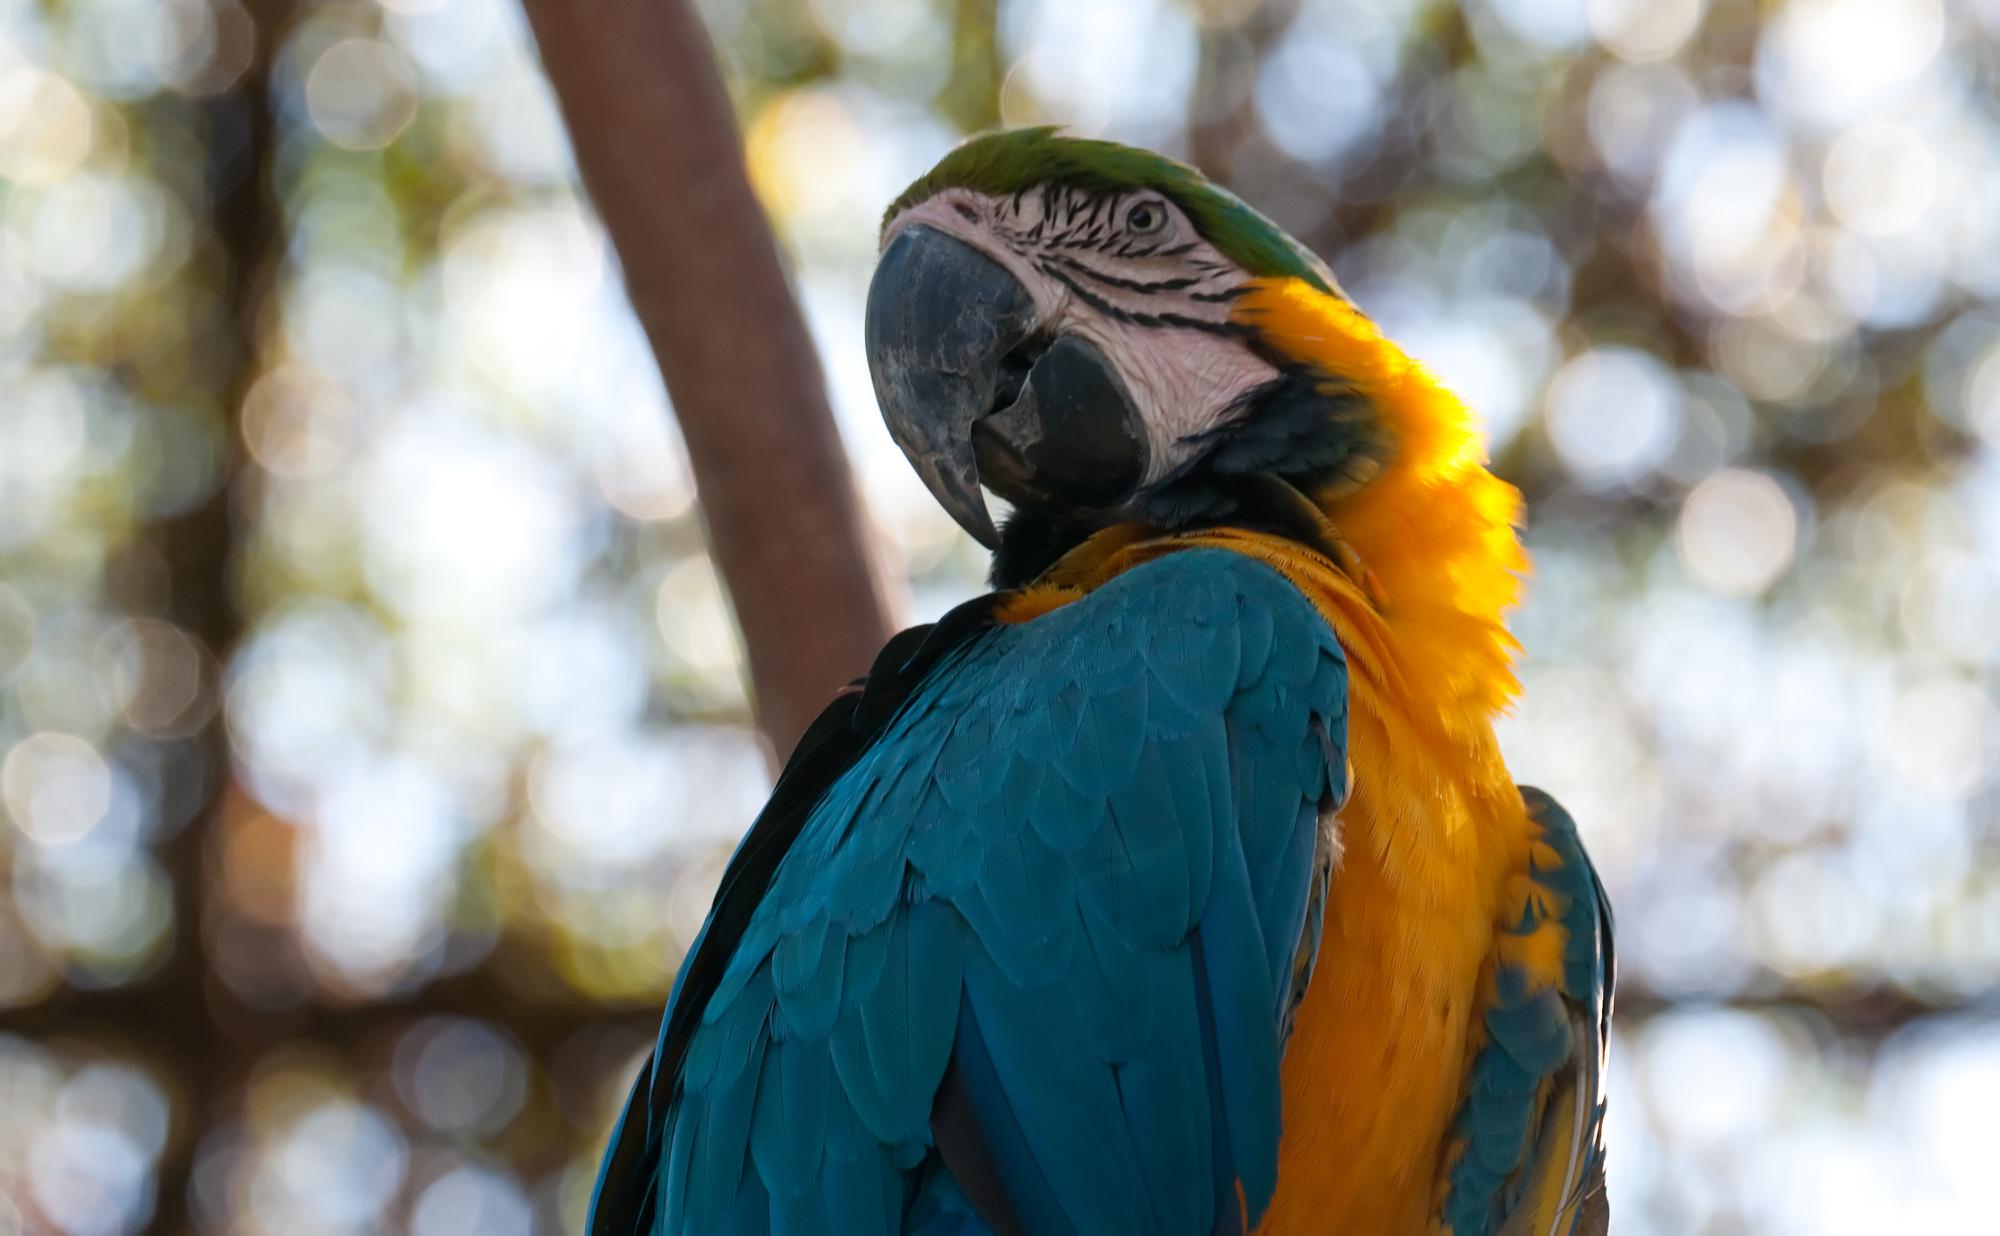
140,4,292,1227
521,0,899,759
18,971,1975,1064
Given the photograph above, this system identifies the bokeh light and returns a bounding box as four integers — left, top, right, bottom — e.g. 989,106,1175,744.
4,0,1998,1231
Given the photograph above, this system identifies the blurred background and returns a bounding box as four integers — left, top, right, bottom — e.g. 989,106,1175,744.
2,0,1999,1231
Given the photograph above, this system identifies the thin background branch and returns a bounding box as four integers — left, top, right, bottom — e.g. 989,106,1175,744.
522,0,899,761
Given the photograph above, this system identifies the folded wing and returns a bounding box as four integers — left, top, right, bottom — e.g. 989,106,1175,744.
590,548,1351,1236
1442,788,1614,1236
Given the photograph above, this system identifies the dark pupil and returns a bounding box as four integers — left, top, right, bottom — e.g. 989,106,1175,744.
1130,205,1159,231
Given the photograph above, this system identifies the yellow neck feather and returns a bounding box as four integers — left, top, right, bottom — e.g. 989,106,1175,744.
1005,275,1528,730
1229,277,1528,719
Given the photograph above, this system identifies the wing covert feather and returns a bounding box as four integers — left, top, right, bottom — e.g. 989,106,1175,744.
1444,788,1614,1236
591,549,1349,1235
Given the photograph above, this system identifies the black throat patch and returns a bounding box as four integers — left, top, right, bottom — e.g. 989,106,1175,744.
987,366,1388,589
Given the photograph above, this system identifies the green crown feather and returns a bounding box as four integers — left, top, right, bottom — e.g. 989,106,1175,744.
886,127,1337,296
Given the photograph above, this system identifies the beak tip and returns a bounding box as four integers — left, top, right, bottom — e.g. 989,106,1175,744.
964,507,1002,550
913,450,1001,550
866,223,1035,558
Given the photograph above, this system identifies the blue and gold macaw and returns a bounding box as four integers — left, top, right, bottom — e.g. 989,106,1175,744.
591,129,1612,1235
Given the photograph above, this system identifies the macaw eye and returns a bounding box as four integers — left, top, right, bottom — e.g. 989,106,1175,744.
1125,200,1167,236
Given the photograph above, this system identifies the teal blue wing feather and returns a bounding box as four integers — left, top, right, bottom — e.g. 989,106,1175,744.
1442,788,1614,1236
590,548,1349,1235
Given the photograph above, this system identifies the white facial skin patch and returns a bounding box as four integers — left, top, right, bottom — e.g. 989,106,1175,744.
883,186,1283,487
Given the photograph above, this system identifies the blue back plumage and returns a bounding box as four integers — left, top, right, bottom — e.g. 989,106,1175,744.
590,548,1350,1235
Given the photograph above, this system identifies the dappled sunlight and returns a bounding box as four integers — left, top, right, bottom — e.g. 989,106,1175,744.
3,0,1997,1230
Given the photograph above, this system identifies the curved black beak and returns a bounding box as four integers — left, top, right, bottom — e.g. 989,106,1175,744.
866,225,1150,549
866,225,1031,547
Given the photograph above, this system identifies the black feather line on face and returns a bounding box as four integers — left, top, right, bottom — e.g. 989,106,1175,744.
1042,252,1206,295
1035,263,1250,336
1084,190,1111,227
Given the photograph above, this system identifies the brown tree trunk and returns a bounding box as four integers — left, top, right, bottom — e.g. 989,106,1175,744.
143,3,292,1228
521,0,899,760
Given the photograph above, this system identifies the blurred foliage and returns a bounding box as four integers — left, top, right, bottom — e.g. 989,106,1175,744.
2,0,1999,1232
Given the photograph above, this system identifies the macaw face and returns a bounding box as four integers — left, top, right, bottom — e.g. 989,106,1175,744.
867,180,1282,548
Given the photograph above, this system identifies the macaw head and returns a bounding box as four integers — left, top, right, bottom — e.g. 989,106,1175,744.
869,127,1478,585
